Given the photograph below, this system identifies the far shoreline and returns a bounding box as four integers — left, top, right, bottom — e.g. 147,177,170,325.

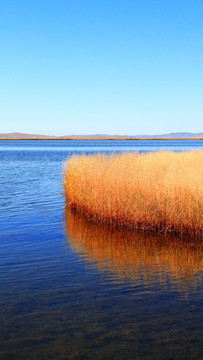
0,137,203,141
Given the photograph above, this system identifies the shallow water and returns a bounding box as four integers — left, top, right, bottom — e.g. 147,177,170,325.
0,140,202,360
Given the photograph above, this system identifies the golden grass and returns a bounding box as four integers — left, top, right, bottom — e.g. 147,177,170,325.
64,151,203,238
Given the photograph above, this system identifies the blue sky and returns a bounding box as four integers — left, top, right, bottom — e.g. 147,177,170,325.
0,0,202,135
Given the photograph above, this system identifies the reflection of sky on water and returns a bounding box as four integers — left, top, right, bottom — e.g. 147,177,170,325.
0,139,203,153
0,139,202,360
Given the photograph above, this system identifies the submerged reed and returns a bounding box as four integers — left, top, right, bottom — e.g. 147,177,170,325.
64,151,203,238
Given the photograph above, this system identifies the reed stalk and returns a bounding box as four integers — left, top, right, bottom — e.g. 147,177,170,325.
64,151,203,238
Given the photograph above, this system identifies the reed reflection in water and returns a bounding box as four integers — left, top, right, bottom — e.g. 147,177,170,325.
66,208,203,295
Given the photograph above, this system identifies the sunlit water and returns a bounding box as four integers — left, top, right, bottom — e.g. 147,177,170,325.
0,140,202,360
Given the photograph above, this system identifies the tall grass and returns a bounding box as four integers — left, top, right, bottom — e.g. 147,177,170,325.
64,151,203,238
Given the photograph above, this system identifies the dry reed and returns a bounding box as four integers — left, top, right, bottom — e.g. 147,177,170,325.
64,151,203,238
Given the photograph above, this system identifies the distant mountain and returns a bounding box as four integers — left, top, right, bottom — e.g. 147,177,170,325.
135,132,203,138
0,132,56,139
0,132,202,139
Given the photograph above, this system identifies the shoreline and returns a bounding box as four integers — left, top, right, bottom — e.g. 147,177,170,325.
0,137,203,141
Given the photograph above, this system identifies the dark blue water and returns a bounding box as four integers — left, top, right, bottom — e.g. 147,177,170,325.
0,140,202,360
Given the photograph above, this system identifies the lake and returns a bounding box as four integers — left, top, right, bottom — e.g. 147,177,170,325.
0,140,202,360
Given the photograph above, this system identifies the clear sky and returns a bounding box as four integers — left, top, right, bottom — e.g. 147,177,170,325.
0,0,202,135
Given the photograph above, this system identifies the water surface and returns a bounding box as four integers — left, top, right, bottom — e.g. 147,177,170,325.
0,140,202,360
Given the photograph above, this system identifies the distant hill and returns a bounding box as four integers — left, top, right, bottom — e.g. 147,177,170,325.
0,132,202,139
0,132,56,139
135,132,203,138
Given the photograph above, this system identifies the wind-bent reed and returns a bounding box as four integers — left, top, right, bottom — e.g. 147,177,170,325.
64,151,203,238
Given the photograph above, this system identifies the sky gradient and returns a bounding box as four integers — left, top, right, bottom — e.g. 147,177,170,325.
0,0,202,135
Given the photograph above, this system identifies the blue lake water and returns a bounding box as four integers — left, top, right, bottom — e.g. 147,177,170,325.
0,140,202,360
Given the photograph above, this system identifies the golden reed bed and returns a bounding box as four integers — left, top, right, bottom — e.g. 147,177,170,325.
64,151,203,238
